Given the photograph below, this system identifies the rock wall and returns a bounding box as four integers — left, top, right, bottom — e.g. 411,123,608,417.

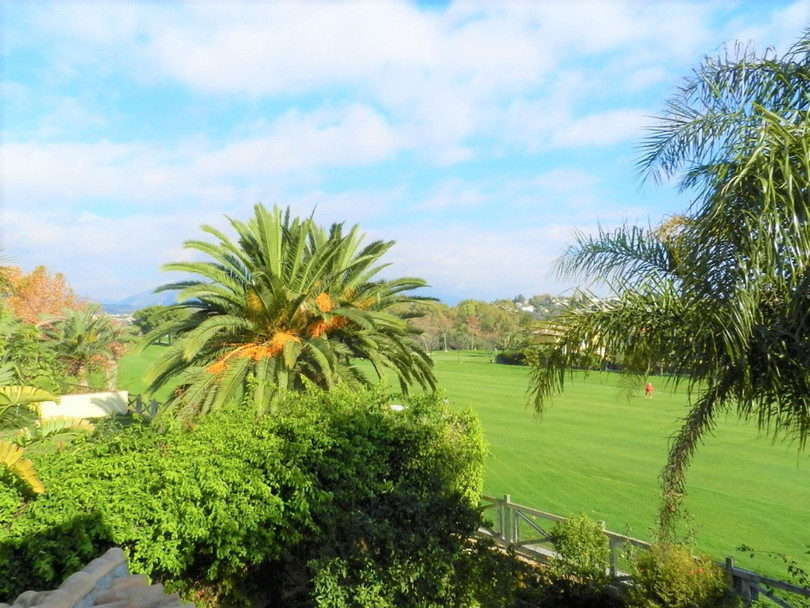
1,548,193,608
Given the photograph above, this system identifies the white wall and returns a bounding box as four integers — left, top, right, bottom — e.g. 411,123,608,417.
39,391,129,419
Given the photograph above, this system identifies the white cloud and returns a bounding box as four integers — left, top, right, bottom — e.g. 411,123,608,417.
286,188,405,226
1,102,408,215
414,179,487,211
624,67,670,92
3,141,217,209
722,1,810,54
1,207,225,300
11,0,733,158
149,2,441,97
5,0,808,304
195,104,405,176
381,221,593,301
551,109,651,148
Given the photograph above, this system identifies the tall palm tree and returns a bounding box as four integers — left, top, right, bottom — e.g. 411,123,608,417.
141,204,436,418
530,31,810,535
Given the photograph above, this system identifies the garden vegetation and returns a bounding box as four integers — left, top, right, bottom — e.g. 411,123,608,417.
5,28,810,608
0,387,487,607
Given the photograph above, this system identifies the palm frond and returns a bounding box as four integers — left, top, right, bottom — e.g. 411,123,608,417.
0,440,45,494
535,30,810,536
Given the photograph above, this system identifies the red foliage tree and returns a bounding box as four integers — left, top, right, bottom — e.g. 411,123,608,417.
2,266,85,324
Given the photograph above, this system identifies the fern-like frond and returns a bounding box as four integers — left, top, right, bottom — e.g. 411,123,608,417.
0,441,45,494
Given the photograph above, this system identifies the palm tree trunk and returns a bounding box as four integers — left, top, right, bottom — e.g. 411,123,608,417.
105,359,118,391
77,365,88,388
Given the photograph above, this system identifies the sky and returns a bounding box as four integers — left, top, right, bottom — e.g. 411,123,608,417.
2,1,809,305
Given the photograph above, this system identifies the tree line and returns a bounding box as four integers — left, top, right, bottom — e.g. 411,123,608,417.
135,293,575,355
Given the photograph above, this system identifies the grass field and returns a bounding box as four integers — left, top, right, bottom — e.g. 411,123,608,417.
118,346,810,579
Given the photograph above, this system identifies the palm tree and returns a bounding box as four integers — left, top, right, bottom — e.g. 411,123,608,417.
529,31,810,535
141,204,436,418
43,305,126,389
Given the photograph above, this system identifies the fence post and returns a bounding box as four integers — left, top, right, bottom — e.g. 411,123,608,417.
726,556,753,602
504,494,512,545
598,520,618,577
609,538,619,577
494,497,503,539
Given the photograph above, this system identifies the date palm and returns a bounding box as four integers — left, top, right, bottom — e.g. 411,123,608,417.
530,31,810,535
142,204,436,418
43,305,126,389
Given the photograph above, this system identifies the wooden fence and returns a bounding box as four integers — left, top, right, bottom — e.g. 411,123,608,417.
478,494,810,608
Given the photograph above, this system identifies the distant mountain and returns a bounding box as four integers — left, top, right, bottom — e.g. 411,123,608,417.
99,289,178,314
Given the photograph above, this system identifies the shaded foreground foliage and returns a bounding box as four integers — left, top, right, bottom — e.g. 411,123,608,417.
530,30,810,534
0,387,485,607
0,380,741,607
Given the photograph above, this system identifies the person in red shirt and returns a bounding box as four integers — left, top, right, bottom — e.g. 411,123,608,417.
645,382,654,398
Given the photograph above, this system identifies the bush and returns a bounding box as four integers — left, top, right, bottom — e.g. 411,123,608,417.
0,410,306,604
274,389,487,607
495,350,528,365
631,543,735,608
0,386,487,607
549,514,611,584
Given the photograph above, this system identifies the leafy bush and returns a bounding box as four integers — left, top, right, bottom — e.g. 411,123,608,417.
0,321,65,392
495,350,528,365
0,387,486,607
549,514,611,584
631,543,735,608
270,389,487,607
0,411,306,604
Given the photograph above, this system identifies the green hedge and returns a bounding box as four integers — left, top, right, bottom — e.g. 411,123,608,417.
495,350,528,365
0,387,486,607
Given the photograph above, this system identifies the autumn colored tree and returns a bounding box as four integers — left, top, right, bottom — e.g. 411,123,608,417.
3,266,84,324
395,301,455,352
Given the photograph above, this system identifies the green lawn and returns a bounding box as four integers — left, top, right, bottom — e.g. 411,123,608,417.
118,346,810,579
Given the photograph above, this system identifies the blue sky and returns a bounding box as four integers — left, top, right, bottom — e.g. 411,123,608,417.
2,1,809,304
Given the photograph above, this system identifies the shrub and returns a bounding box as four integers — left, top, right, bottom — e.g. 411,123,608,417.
273,388,487,607
0,386,487,607
549,514,611,584
0,412,307,604
495,350,528,365
631,543,735,608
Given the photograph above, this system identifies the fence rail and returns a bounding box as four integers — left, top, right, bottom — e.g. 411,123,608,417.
477,494,810,607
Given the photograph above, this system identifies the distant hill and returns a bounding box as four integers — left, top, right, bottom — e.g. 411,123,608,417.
99,289,178,314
